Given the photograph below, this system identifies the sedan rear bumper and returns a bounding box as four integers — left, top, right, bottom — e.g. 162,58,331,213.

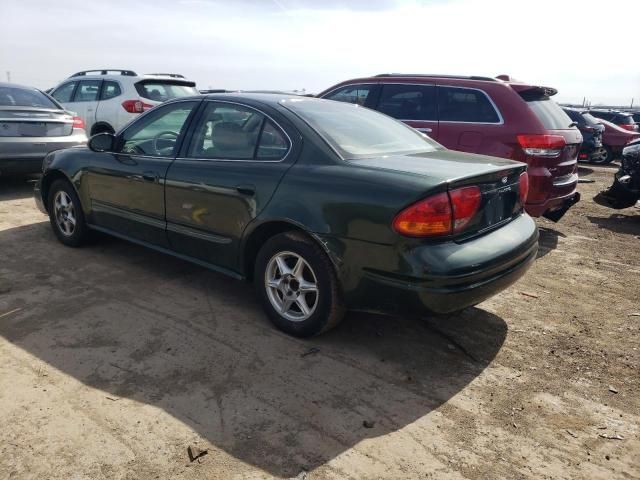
327,213,539,316
0,132,87,175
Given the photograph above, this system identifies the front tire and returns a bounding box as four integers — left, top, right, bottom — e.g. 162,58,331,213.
47,179,90,247
254,231,345,337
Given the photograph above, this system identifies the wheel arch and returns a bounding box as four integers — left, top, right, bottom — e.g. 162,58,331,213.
40,170,78,214
90,121,115,136
241,219,339,281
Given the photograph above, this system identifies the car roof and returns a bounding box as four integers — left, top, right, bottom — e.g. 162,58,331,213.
201,92,315,105
0,81,42,91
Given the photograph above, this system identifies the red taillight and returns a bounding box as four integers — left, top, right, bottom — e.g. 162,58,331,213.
449,186,482,233
578,152,588,160
121,100,153,114
517,134,565,157
519,172,529,204
621,124,638,132
72,116,85,130
393,186,481,237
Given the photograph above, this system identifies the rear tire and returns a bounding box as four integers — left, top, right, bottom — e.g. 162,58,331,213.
47,179,90,247
254,231,345,337
590,146,613,165
90,123,115,136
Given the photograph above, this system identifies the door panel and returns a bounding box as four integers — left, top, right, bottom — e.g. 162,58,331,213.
166,101,297,273
86,100,200,247
71,80,102,133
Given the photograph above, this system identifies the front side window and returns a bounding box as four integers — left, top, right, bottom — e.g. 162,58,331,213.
438,86,500,123
51,82,77,103
376,84,436,121
73,80,102,102
119,101,198,157
282,98,440,160
101,81,122,100
187,102,289,161
324,85,373,106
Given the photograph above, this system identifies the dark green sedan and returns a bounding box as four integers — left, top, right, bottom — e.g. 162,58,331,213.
34,93,538,337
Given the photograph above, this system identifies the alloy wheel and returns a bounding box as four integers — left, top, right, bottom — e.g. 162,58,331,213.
265,251,319,322
53,191,76,237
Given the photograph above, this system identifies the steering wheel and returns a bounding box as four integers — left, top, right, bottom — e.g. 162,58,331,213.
152,130,179,155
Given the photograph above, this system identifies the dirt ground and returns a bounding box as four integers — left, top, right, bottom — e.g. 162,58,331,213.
0,164,638,480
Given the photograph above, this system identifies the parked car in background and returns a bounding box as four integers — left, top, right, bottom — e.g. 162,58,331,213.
594,138,640,209
49,70,198,136
631,112,640,125
597,118,640,164
563,108,606,163
0,82,87,175
588,109,638,132
318,74,582,221
34,93,538,337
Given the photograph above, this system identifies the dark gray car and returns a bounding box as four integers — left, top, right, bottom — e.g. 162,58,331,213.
0,82,87,175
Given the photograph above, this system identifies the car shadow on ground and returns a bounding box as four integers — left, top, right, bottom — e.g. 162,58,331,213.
536,226,565,259
0,175,39,201
0,222,507,477
587,212,640,235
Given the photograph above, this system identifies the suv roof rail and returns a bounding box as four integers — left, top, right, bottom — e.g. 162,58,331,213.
374,73,497,82
145,73,186,79
71,69,137,77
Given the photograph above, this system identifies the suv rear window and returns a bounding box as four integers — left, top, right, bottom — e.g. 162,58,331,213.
135,81,198,102
0,85,58,108
616,114,634,125
523,95,573,130
581,113,601,127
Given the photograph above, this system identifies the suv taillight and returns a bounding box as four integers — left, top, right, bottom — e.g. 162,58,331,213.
72,116,85,129
393,186,481,237
620,124,638,132
121,100,153,114
517,134,565,157
519,172,529,204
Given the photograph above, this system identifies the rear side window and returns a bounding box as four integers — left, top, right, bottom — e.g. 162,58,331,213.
101,81,122,100
51,82,77,103
324,85,373,106
0,86,58,108
438,86,500,123
187,102,289,161
73,80,101,102
376,84,437,121
135,81,198,102
525,97,573,129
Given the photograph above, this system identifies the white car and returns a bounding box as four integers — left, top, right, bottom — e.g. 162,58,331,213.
49,70,198,136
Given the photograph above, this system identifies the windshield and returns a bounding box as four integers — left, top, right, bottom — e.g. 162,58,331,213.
281,98,441,159
0,86,58,108
135,81,198,102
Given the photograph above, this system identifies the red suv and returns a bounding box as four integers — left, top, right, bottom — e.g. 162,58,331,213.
318,74,582,220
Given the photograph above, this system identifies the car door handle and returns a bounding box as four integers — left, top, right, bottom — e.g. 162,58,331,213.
416,127,432,133
235,184,255,196
142,171,159,183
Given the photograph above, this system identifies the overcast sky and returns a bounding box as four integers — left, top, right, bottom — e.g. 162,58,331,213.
1,0,638,105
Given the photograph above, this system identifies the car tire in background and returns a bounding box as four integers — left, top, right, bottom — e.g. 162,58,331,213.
254,231,345,337
590,146,614,165
47,179,91,247
90,123,115,136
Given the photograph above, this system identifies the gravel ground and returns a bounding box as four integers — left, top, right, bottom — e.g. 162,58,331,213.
0,165,638,480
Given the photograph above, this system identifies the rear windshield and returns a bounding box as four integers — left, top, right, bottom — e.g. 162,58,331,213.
135,81,198,102
581,113,601,126
616,114,634,125
0,86,58,108
524,97,573,130
281,98,441,160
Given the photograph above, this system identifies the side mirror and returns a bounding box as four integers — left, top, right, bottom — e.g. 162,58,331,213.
88,132,116,152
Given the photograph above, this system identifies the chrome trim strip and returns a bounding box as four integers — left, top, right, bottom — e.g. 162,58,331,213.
91,200,166,229
166,222,231,244
321,81,504,126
